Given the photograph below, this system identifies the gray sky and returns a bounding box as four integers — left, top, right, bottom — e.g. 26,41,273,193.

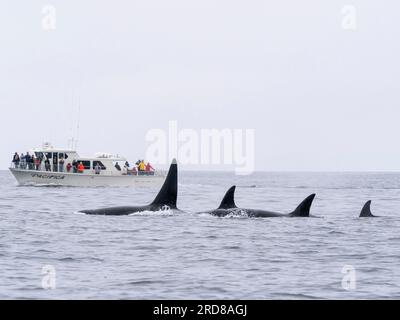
1,0,399,171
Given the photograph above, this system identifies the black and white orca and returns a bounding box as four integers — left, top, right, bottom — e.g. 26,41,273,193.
201,186,316,217
80,159,178,215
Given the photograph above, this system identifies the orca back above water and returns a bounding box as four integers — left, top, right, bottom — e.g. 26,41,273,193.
359,200,376,217
80,159,178,215
203,186,316,218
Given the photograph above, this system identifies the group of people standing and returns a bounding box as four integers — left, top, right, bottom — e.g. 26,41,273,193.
136,159,154,173
12,152,155,176
12,152,77,173
114,159,154,175
69,160,85,174
12,152,52,171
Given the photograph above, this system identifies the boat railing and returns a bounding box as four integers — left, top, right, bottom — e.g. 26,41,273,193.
10,162,64,172
10,162,42,170
11,162,166,177
100,169,164,177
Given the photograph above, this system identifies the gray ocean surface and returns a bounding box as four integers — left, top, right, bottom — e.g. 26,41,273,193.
1,170,400,300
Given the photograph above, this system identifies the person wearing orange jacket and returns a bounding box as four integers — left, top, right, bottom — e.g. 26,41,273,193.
78,162,85,173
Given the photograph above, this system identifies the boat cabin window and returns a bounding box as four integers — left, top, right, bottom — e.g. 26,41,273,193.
77,160,91,170
35,152,44,159
41,152,69,160
93,161,106,170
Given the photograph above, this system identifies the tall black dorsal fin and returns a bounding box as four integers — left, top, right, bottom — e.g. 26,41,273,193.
151,159,178,208
359,200,374,217
218,186,237,209
290,194,316,217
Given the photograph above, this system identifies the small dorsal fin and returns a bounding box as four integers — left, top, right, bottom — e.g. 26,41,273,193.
290,194,316,217
218,186,237,209
151,159,178,208
359,200,374,217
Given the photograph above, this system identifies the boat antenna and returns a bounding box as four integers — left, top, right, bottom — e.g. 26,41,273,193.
68,89,81,151
75,94,81,150
69,91,75,150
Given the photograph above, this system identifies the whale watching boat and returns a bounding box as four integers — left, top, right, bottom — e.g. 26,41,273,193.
9,143,166,187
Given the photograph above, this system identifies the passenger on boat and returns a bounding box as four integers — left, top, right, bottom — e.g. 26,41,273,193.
12,153,20,168
115,162,121,171
27,154,31,169
19,153,25,169
19,153,24,169
145,162,154,172
23,154,28,169
31,155,36,170
30,155,35,170
66,163,72,173
25,153,32,170
72,160,78,173
138,160,146,171
78,162,85,173
125,161,130,169
59,157,65,172
36,154,43,170
45,159,51,171
34,156,41,171
94,163,101,175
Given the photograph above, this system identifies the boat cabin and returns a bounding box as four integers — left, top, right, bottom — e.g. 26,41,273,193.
31,144,128,175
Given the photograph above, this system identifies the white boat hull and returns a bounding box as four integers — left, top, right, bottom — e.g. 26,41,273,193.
9,168,166,188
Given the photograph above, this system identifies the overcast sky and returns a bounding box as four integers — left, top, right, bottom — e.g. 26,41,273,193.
1,0,399,171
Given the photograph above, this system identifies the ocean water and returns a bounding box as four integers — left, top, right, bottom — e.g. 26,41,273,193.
1,170,400,299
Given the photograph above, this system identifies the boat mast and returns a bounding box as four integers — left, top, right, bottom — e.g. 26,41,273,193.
69,90,81,151
75,99,81,151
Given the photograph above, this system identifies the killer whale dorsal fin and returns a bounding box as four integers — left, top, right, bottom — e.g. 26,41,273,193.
218,186,237,209
360,200,374,217
151,159,178,209
290,194,316,217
